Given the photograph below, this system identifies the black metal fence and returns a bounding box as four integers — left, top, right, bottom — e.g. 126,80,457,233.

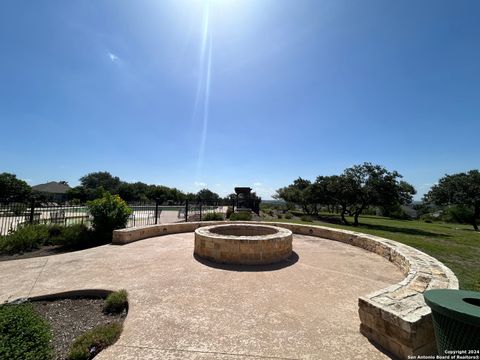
0,199,224,236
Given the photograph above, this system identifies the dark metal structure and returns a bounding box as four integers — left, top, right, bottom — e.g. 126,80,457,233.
234,187,260,215
234,187,252,211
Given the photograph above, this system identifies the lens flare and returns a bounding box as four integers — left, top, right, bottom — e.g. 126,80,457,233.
194,2,213,178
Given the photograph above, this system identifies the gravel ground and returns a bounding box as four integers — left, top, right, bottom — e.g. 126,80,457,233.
33,297,126,360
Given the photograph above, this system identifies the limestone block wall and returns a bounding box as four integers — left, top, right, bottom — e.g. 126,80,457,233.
194,224,292,265
113,221,458,359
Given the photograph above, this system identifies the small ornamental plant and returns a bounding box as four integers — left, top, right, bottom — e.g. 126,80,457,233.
202,212,224,221
87,192,132,237
67,323,122,360
103,289,128,315
229,211,252,221
0,303,53,360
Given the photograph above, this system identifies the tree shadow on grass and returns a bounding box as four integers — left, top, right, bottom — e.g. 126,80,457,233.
459,227,480,233
356,223,448,238
314,214,345,225
193,251,299,272
312,214,447,238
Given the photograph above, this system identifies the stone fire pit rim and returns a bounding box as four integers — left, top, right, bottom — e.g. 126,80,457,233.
195,223,292,241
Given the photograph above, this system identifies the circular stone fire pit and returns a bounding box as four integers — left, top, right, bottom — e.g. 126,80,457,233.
194,224,293,265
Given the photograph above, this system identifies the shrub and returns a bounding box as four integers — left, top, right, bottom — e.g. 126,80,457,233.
202,212,224,221
363,207,378,216
47,224,64,240
11,203,27,216
291,210,304,217
225,206,233,219
0,224,95,253
0,303,53,360
67,323,122,360
103,289,128,314
277,214,283,219
54,224,92,248
389,208,411,220
420,213,439,223
284,212,293,220
229,211,252,221
285,202,296,211
0,224,51,253
300,215,313,222
87,192,132,236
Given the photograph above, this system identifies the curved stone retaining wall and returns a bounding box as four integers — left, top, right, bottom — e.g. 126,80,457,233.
113,221,458,359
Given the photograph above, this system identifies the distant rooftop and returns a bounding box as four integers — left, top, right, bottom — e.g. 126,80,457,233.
32,181,71,194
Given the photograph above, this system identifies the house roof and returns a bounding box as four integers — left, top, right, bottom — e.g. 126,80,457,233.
32,181,71,194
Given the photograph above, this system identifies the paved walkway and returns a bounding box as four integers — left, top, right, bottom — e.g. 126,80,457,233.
0,234,402,359
159,210,183,224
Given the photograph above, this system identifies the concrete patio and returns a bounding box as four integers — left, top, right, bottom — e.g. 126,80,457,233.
0,233,404,359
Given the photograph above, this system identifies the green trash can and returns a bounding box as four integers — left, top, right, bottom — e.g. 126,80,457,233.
424,289,480,354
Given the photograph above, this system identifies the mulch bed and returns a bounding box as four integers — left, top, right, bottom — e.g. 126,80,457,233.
0,241,110,262
0,245,66,262
32,297,126,360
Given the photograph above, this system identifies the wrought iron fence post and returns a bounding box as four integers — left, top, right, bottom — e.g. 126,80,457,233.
154,198,159,225
185,200,188,222
29,198,35,224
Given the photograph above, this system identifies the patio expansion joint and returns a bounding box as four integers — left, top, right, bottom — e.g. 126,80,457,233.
112,344,301,360
28,258,49,297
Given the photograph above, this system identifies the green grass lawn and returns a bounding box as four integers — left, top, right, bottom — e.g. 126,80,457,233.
267,214,480,291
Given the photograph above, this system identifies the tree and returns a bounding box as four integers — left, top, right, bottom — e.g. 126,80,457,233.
222,193,237,206
275,178,317,215
80,172,121,194
0,173,31,201
276,164,416,226
311,176,342,215
146,185,174,204
320,175,354,223
196,189,220,205
380,181,417,218
424,170,480,231
185,192,197,203
67,172,122,202
337,163,416,226
69,172,186,203
67,186,89,203
118,182,138,202
118,182,150,202
168,188,186,204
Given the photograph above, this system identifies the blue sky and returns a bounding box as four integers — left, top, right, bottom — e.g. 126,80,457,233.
1,0,479,199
